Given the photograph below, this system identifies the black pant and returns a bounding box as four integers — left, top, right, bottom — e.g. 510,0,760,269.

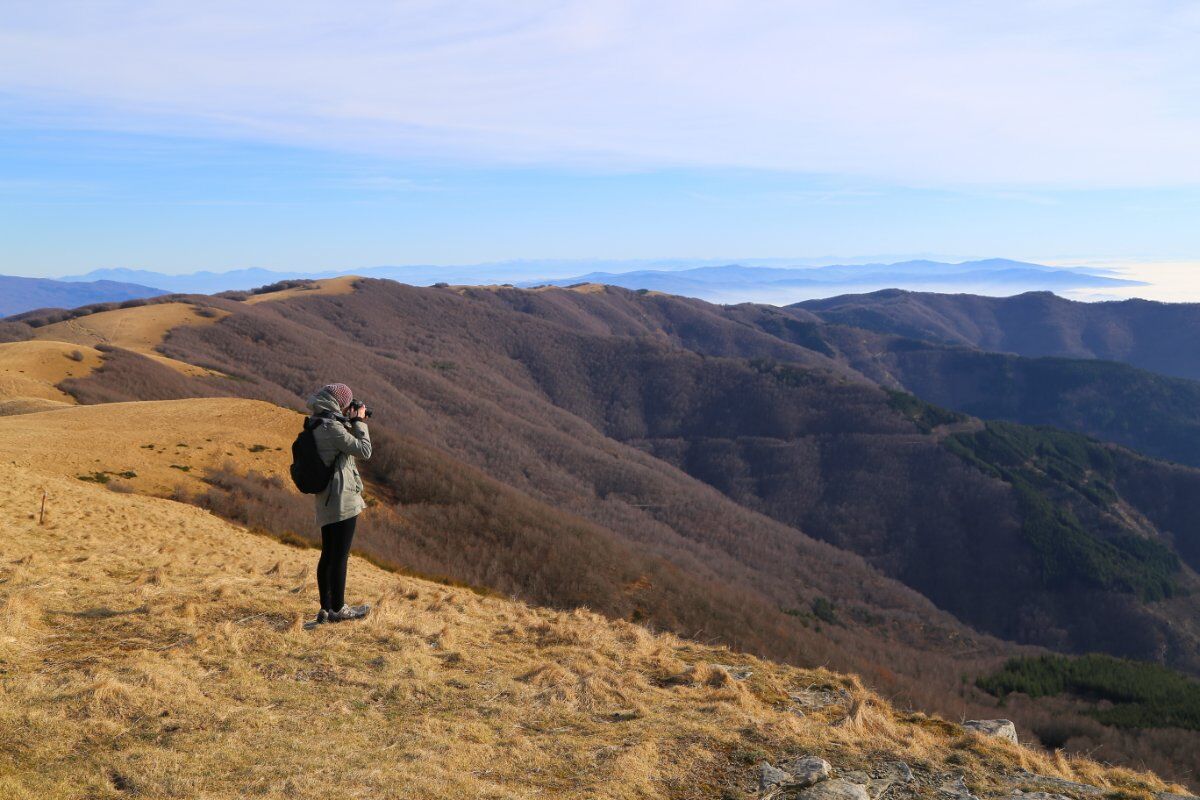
317,516,357,611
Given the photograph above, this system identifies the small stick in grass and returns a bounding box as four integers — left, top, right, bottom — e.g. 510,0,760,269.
39,490,47,525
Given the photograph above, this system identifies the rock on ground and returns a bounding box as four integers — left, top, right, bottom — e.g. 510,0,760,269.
761,762,793,791
963,719,1018,744
788,779,871,800
939,775,980,800
1006,773,1104,797
784,757,832,788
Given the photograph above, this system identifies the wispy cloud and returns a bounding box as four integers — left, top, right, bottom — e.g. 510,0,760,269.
0,177,103,197
340,176,439,192
2,1,1199,187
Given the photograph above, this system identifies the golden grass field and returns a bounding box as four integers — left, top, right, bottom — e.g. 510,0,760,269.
244,276,361,305
0,398,298,495
31,302,227,376
0,458,1181,800
0,295,1187,799
0,340,104,411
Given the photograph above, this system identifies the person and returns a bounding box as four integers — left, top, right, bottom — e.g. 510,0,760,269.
305,382,372,624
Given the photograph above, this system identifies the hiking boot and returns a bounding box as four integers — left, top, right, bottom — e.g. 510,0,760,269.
328,604,368,622
315,609,330,625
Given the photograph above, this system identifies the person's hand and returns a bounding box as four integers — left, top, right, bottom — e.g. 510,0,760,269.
350,404,367,421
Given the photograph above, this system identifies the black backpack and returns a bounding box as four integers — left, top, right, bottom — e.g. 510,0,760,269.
290,415,336,494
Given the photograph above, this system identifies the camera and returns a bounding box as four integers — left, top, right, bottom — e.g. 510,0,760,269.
347,399,373,419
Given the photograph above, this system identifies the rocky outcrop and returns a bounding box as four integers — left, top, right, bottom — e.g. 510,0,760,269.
762,763,794,792
963,719,1018,744
758,755,912,800
1004,772,1103,797
753,754,1164,800
792,780,871,800
784,757,832,787
939,775,980,800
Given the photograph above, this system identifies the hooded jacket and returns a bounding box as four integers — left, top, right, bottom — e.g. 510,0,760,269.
305,387,373,527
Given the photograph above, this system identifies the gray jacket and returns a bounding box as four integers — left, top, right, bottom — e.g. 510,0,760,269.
306,389,373,528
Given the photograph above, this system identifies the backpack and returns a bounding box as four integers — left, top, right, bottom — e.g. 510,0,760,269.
290,415,337,494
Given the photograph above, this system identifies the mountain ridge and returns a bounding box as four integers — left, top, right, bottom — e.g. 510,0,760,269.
529,260,1144,302
50,258,1143,301
0,274,166,317
797,289,1200,381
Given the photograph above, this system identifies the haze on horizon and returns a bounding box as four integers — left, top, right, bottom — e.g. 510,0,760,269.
2,1,1199,299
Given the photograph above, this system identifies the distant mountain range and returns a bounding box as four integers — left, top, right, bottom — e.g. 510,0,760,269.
0,275,166,317
61,267,338,295
530,259,1144,303
61,261,780,294
52,258,1143,302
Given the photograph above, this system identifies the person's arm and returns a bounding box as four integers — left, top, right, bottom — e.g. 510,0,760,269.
330,418,372,460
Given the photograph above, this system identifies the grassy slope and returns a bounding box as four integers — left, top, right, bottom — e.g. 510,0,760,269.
0,461,1180,800
0,339,104,415
0,398,296,494
30,301,228,377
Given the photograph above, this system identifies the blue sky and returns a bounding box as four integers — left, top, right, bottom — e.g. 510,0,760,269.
2,1,1200,279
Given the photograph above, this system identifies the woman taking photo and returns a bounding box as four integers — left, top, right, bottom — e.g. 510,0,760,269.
304,382,372,625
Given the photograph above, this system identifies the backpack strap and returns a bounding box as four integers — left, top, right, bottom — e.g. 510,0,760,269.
307,410,352,431
305,411,347,507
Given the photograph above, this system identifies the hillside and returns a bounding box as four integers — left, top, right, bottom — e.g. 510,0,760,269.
0,398,296,491
28,301,229,376
8,279,1200,779
282,282,1200,670
3,454,1183,799
49,285,1200,668
0,339,103,415
797,290,1200,382
462,285,1200,469
841,345,1200,469
0,274,166,317
50,296,1010,694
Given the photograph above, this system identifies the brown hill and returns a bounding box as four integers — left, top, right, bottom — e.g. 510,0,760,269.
448,287,1200,469
797,290,1200,382
0,339,102,414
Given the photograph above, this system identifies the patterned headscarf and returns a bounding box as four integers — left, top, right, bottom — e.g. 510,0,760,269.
322,383,353,412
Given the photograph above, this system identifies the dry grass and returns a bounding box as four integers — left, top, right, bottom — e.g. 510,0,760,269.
0,339,104,406
0,398,298,495
243,276,361,305
0,460,1182,800
0,396,73,416
30,302,227,376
